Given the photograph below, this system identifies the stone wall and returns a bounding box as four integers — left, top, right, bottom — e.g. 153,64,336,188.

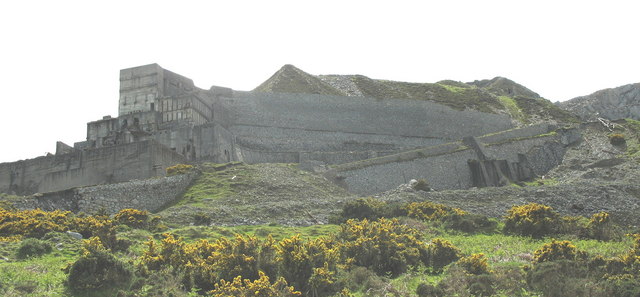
224,91,514,164
326,127,579,195
14,173,197,214
0,140,186,195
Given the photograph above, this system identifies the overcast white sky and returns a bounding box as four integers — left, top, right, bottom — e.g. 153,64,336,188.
1,0,638,163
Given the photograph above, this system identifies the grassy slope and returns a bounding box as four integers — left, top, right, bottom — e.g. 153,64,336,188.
0,223,633,297
158,162,356,226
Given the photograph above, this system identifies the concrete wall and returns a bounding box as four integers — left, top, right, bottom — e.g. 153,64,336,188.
326,127,578,195
223,91,514,164
119,64,197,116
119,64,163,116
0,140,186,195
13,172,197,214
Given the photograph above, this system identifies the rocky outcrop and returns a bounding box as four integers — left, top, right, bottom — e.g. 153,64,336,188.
558,83,640,121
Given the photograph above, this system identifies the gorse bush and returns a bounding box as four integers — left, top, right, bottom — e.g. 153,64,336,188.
458,253,491,275
329,198,403,224
586,211,615,241
209,271,301,297
0,208,70,238
113,208,150,229
405,201,466,222
609,133,626,145
533,240,580,263
503,203,560,238
140,232,341,296
16,238,52,259
424,238,461,272
338,218,427,276
65,237,132,292
0,208,152,252
406,201,496,233
277,236,340,296
166,164,195,176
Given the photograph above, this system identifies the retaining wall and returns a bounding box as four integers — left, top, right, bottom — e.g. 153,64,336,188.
0,140,186,195
326,127,579,195
224,91,514,164
14,172,197,214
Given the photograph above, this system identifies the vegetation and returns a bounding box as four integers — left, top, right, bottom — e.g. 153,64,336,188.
513,95,580,123
16,238,52,259
497,95,527,123
609,133,626,145
503,203,560,238
0,201,638,296
412,178,431,192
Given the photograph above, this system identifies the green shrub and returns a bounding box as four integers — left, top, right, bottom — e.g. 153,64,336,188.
16,238,52,259
329,198,403,224
424,238,461,272
467,274,495,297
526,260,595,297
609,133,626,145
193,212,212,226
503,203,560,238
65,237,132,292
586,211,614,241
416,282,444,297
339,266,383,293
442,213,498,233
407,201,495,233
413,179,431,192
604,277,640,297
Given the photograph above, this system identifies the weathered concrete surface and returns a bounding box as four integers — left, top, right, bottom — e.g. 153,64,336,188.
13,172,197,214
326,125,580,195
226,91,514,164
0,140,186,195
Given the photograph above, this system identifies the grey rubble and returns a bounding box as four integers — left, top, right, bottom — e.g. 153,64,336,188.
558,83,640,121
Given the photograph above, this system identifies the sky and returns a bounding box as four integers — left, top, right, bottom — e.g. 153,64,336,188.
0,0,638,163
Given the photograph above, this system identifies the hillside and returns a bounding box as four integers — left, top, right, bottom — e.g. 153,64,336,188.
558,82,640,121
158,162,357,226
254,64,577,124
2,122,640,297
152,118,640,227
253,64,346,96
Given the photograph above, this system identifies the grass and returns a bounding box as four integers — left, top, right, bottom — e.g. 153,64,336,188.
349,75,503,113
167,224,340,242
0,220,635,297
498,95,527,124
437,83,468,93
0,254,72,296
177,162,249,206
513,96,579,123
445,232,630,263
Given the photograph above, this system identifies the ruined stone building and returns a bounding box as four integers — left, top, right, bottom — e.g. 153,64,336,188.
0,64,576,196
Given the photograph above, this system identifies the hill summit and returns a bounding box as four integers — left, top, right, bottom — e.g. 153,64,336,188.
254,64,575,123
